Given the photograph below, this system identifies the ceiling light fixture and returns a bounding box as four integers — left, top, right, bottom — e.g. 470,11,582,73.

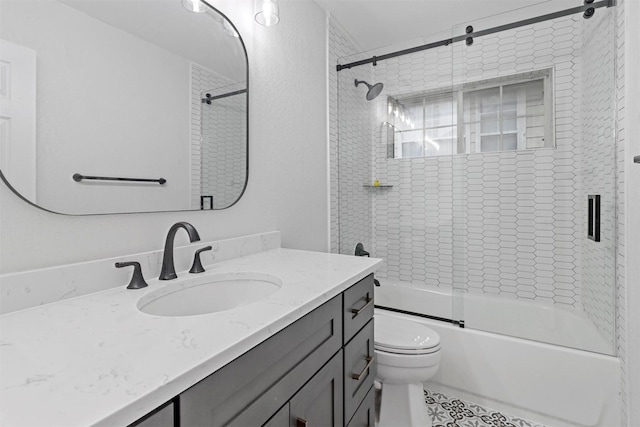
254,0,279,27
182,0,207,14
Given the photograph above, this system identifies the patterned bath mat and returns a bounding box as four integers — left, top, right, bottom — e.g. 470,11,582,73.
424,388,546,427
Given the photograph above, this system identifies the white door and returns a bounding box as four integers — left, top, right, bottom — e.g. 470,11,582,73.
0,39,36,201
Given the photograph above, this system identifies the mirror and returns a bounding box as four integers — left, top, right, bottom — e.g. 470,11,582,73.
0,0,248,214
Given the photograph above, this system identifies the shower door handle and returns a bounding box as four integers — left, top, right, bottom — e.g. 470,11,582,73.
588,195,601,242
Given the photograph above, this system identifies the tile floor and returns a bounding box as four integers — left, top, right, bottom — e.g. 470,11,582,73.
424,388,545,427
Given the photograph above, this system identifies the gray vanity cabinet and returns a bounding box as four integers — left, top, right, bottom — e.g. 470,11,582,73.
129,274,375,427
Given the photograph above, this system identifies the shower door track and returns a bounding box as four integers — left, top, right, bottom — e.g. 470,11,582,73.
375,305,465,328
336,0,615,72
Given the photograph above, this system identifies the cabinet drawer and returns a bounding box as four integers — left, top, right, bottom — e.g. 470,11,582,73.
343,274,374,344
181,295,343,427
346,385,375,427
344,319,375,423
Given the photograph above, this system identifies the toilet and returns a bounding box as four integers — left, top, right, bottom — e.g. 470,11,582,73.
374,312,441,427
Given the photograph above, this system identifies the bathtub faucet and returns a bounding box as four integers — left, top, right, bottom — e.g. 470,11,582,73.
355,243,370,257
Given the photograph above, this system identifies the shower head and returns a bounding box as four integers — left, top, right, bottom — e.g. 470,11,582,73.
355,79,384,101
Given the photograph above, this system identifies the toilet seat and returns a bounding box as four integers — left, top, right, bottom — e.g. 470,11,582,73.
375,343,440,355
375,314,440,354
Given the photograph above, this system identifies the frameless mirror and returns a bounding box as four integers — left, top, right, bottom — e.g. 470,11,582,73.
0,0,248,214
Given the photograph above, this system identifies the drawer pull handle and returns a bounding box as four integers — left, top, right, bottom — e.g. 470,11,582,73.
296,418,309,427
351,297,373,318
351,356,374,381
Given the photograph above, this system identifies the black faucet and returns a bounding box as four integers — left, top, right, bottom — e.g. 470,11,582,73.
159,222,201,280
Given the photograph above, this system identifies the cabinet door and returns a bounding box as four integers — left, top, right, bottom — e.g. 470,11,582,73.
290,350,344,427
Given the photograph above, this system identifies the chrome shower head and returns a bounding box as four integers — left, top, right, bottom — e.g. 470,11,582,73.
355,79,384,101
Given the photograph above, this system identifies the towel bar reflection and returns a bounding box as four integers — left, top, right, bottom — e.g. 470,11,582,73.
73,173,166,185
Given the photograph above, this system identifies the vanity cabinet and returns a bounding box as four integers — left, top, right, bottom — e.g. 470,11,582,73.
129,274,375,427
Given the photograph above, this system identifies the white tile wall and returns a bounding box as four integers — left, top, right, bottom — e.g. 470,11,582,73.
190,64,247,210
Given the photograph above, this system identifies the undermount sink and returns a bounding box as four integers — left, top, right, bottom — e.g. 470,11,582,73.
137,272,282,317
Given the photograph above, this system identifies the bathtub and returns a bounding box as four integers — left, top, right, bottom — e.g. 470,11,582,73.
375,282,620,427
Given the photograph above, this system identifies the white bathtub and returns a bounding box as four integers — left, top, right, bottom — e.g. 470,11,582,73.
375,282,620,427
375,281,613,354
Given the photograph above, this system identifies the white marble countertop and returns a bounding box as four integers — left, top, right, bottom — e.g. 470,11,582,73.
0,248,381,427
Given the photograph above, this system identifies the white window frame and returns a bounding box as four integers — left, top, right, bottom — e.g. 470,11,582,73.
388,68,554,159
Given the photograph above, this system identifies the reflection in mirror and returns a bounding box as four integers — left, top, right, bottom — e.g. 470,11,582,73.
0,0,248,214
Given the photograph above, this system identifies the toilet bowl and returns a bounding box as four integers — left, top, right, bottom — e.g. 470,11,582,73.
375,312,441,427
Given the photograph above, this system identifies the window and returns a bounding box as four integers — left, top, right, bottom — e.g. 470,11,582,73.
387,69,553,159
388,93,458,159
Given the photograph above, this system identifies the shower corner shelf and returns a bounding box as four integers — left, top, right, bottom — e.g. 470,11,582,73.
363,184,393,188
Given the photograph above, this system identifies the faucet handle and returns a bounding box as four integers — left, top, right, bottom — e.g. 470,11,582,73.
115,261,149,289
189,246,213,274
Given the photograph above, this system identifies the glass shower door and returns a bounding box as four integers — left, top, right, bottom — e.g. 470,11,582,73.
450,3,617,355
335,33,458,323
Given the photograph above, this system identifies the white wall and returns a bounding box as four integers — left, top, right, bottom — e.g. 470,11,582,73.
0,0,329,274
0,0,191,214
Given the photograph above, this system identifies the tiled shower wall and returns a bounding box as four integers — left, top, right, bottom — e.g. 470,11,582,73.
190,64,247,209
329,19,373,256
580,9,617,351
370,16,586,307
